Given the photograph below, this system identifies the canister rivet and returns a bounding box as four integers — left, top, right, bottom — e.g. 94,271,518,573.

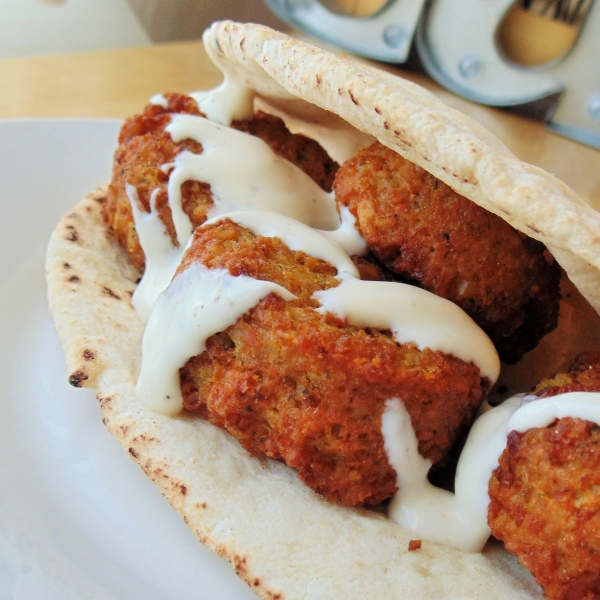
383,25,407,49
458,55,484,80
285,0,311,13
587,93,600,122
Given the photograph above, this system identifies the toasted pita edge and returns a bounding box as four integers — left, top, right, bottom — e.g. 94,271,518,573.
204,20,600,314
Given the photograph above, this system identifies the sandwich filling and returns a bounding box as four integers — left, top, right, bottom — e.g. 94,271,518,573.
127,75,506,551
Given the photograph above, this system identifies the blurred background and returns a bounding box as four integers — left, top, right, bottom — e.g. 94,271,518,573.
1,0,597,149
1,0,592,60
0,0,287,59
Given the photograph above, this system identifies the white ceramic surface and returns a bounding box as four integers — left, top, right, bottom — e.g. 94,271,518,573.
0,119,258,600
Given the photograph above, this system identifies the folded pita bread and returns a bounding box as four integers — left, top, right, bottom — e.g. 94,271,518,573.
46,21,600,600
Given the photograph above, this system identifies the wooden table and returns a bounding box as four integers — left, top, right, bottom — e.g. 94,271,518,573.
1,38,598,207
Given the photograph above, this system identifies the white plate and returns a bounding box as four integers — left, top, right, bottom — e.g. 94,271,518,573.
0,119,258,600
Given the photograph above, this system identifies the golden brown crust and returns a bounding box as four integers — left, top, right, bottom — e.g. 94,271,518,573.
534,352,600,397
334,142,561,364
103,97,340,272
176,219,339,302
489,418,600,600
351,253,395,282
489,355,600,600
178,220,486,506
103,93,210,272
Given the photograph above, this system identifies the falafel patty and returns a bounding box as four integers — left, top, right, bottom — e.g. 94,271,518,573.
102,93,339,272
488,354,600,600
334,142,562,364
178,218,488,506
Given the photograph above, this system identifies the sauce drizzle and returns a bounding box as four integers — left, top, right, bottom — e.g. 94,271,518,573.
384,391,600,553
127,82,528,555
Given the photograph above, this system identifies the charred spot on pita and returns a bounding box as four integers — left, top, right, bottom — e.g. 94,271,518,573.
102,286,121,300
69,369,88,387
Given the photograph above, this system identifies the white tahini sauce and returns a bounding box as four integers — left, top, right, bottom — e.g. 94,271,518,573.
130,110,367,317
190,74,255,126
137,261,296,415
318,205,367,257
253,98,376,165
149,93,169,109
127,185,186,323
509,391,600,432
136,210,500,417
383,391,600,553
131,62,380,317
314,278,499,383
213,210,359,278
165,115,340,232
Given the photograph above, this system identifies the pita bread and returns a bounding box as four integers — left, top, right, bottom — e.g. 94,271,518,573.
201,21,600,313
45,21,600,600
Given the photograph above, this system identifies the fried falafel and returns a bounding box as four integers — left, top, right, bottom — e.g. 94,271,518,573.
334,142,562,364
103,94,339,272
488,354,600,600
178,219,489,506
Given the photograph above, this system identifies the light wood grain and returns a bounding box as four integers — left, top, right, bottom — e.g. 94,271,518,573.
0,41,222,119
1,38,598,206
